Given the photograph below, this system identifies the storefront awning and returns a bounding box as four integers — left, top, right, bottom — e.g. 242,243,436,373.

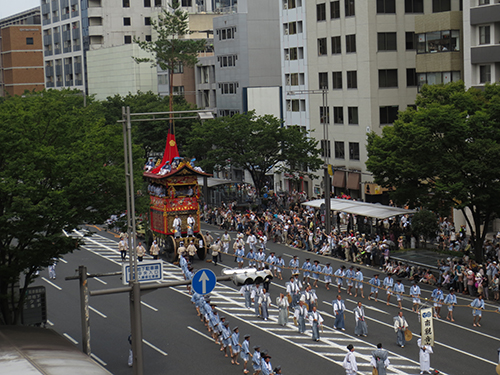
302,198,415,219
346,172,360,190
332,171,346,188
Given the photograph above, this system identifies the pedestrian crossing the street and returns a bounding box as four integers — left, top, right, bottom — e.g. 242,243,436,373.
70,230,442,375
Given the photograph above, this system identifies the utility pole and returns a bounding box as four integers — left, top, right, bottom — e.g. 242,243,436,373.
287,89,331,234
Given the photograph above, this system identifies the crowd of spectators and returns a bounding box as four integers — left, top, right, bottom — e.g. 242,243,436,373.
201,196,500,303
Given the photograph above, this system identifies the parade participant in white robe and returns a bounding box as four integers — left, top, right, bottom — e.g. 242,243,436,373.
333,294,346,331
335,265,346,293
251,283,263,317
370,343,390,375
323,262,333,290
294,301,308,334
289,256,300,274
172,214,182,238
258,288,271,321
345,266,355,295
393,311,408,347
410,280,421,312
240,284,253,309
354,267,364,298
276,293,289,326
275,255,285,280
470,294,485,327
286,276,299,308
343,344,358,375
383,273,394,306
394,279,405,310
368,274,381,301
444,288,457,322
247,232,257,251
222,231,231,254
417,338,433,374
308,306,324,341
353,301,368,337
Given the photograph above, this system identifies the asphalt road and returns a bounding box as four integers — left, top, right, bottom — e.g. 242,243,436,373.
31,223,500,375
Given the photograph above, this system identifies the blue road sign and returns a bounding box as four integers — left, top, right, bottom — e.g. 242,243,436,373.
192,268,216,295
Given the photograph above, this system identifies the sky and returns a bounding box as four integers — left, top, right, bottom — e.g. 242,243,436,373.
0,0,40,20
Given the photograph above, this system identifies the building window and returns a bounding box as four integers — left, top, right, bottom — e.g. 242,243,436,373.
405,0,423,13
417,30,460,53
219,82,238,94
285,21,297,35
217,26,237,40
479,26,490,45
145,35,152,41
348,107,358,124
182,0,192,5
173,62,184,73
321,140,331,158
318,38,327,56
317,3,326,21
173,86,184,96
320,107,330,124
379,69,398,88
407,68,417,87
417,71,460,87
124,35,132,44
346,34,356,53
333,107,344,124
345,0,355,16
123,0,130,7
26,37,34,45
331,1,340,18
124,17,131,26
144,0,151,6
380,106,399,124
378,32,397,51
285,47,299,60
331,36,341,54
349,142,360,160
286,73,300,86
432,0,450,13
332,71,342,89
219,55,238,67
377,0,395,14
479,65,491,84
479,0,490,4
406,32,415,50
319,72,329,89
347,71,357,88
287,99,306,112
145,17,151,25
335,141,345,159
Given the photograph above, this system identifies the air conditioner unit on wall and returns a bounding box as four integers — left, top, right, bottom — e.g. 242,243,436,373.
285,54,290,60
285,28,289,35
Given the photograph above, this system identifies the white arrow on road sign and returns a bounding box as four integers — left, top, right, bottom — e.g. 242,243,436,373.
199,271,209,294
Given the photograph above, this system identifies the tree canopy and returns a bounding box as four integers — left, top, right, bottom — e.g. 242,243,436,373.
0,89,128,324
186,111,323,195
367,81,500,261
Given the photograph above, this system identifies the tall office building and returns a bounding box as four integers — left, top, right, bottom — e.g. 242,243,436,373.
41,0,219,96
280,0,463,198
463,0,498,88
0,8,44,97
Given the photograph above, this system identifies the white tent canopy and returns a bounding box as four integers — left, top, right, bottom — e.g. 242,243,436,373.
302,198,415,219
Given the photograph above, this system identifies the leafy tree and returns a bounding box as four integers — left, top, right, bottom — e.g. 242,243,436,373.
186,111,323,195
367,81,500,261
410,210,439,248
0,89,129,324
100,91,195,158
133,0,206,133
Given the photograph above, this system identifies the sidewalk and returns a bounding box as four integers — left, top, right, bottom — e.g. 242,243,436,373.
391,249,450,270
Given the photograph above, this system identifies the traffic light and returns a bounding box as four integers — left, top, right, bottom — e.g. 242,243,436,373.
222,268,273,286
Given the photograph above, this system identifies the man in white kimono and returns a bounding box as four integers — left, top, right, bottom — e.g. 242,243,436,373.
417,338,433,374
393,311,409,348
343,344,358,375
308,306,324,341
353,301,368,337
294,301,308,334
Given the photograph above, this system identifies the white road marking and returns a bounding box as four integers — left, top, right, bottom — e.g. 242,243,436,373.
47,320,54,326
59,258,68,264
89,306,107,318
345,299,389,315
41,277,62,290
187,325,215,342
63,333,78,345
87,274,107,285
142,339,168,356
283,253,293,258
141,301,158,312
90,353,107,366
